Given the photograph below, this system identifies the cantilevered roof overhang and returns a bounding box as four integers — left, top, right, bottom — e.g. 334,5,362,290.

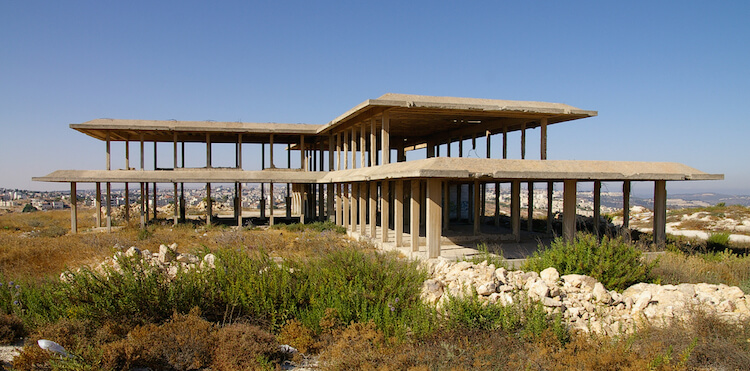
33,158,722,184
70,119,322,144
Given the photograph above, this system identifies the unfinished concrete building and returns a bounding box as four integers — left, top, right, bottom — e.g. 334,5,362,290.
34,94,723,258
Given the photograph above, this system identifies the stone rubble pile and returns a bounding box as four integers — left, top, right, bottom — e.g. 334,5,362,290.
421,258,750,336
61,243,217,282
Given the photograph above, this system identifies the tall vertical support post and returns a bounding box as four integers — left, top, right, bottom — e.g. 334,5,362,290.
206,133,211,168
152,181,157,220
563,180,577,242
502,126,508,159
125,139,130,222
442,182,449,230
335,184,342,226
359,183,367,235
343,131,349,170
370,118,377,167
473,180,481,235
173,183,178,226
593,181,601,237
95,182,102,227
511,181,521,242
237,134,243,169
381,181,390,242
381,112,390,165
527,182,534,232
206,183,212,225
106,131,111,170
328,134,335,171
140,182,145,229
426,179,443,258
70,182,77,234
351,127,357,169
269,134,274,168
343,184,350,229
540,118,548,160
654,180,667,247
426,139,435,158
458,137,463,157
300,135,306,171
369,181,377,237
106,181,112,232
269,183,274,226
521,123,526,159
547,182,554,234
486,130,491,158
494,183,500,227
360,124,366,168
181,142,186,222
237,182,243,227
336,133,341,170
410,180,420,252
623,181,631,240
395,180,404,246
350,183,358,231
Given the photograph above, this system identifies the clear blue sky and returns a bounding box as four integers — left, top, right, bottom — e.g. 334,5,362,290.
1,1,748,196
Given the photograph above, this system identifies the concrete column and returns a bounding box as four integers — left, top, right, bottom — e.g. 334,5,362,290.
486,130,491,158
336,183,342,226
152,183,157,220
410,180,420,252
140,183,145,228
457,183,463,221
326,184,334,221
343,130,349,170
106,182,112,232
359,182,367,235
458,137,463,157
260,184,266,219
238,182,243,227
173,183,178,226
95,182,102,227
623,180,631,239
106,131,111,170
351,183,358,231
527,182,534,232
547,182,554,233
494,183,500,227
124,184,129,222
206,133,211,168
426,179,443,258
360,124,366,168
328,134,335,171
343,184,350,229
473,180,481,235
351,127,357,169
426,139,435,158
125,138,130,170
237,133,243,169
269,183,274,226
540,118,548,160
654,180,667,247
370,118,377,166
381,112,390,165
369,181,377,237
397,141,405,163
269,134,274,169
206,183,212,225
173,132,178,169
381,181,390,242
140,133,145,170
336,132,342,170
521,123,526,159
502,126,508,159
447,139,452,157
395,180,404,246
563,180,577,242
593,181,601,237
300,135,306,171
144,183,149,223
511,181,521,242
70,182,77,234
442,182,449,230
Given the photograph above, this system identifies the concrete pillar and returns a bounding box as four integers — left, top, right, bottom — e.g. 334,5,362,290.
144,183,149,223
511,181,521,242
327,184,334,221
397,141,405,163
410,180,420,252
343,184,350,229
269,134,274,169
447,139,452,157
369,181,377,237
456,183,463,221
381,112,390,165
237,133,243,169
593,181,601,237
494,183,500,227
395,180,404,246
654,180,667,247
328,134,335,171
173,132,178,169
95,182,102,227
106,182,112,232
269,183,275,226
426,139,435,158
70,182,77,234
360,124,366,168
206,133,211,168
381,181,390,242
563,180,577,242
124,184,129,222
260,184,266,219
140,183,145,228
521,123,526,159
370,118,377,166
343,130,349,170
238,182,243,227
206,183,212,225
335,183,342,225
443,182,450,230
426,179,443,258
106,131,111,170
173,183,178,226
152,182,157,220
351,183,358,231
547,182,554,233
623,180,631,239
527,182,534,232
540,118,548,160
486,130,491,158
300,135,306,171
458,137,463,157
359,183,367,235
473,180,481,235
502,126,508,159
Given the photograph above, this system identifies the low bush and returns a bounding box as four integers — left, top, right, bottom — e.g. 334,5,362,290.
212,321,280,371
0,313,24,344
523,233,657,291
706,231,731,251
651,250,750,293
271,220,346,234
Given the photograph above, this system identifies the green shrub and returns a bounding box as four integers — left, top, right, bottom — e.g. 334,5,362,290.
707,232,731,251
522,233,657,291
443,292,521,331
459,243,507,269
271,221,346,234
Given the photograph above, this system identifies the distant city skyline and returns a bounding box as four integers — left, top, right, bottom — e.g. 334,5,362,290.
1,1,748,194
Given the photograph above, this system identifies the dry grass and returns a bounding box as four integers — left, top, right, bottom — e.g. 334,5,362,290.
652,250,750,292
